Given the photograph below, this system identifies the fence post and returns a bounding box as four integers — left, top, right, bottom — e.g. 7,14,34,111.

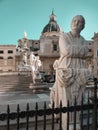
51,102,54,130
35,102,38,130
43,102,46,130
7,105,10,130
80,94,83,130
92,78,97,130
59,101,62,130
87,92,90,130
73,97,76,130
26,103,29,130
67,101,69,130
17,104,20,130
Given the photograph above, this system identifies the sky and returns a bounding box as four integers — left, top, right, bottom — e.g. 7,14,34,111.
0,0,98,45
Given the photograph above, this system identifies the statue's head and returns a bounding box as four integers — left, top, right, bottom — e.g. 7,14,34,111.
71,15,85,32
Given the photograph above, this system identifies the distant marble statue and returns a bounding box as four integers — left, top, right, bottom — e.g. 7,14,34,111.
23,52,28,65
30,52,42,84
24,31,27,38
20,40,29,67
16,33,31,71
49,15,93,129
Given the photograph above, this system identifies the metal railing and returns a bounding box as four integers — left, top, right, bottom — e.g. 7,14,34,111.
0,78,98,130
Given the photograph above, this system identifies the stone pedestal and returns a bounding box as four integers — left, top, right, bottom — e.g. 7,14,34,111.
29,82,53,93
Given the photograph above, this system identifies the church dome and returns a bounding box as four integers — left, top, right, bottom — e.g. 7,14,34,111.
42,11,60,33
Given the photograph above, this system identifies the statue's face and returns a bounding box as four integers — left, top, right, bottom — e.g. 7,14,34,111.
71,16,85,32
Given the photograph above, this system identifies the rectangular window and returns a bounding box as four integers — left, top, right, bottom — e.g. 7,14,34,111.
0,50,4,54
53,44,57,51
8,50,13,53
33,48,38,51
8,69,12,72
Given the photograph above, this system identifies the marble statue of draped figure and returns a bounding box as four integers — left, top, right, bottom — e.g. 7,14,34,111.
30,53,42,84
50,15,93,130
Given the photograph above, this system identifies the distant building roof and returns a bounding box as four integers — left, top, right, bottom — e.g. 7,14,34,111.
42,11,60,33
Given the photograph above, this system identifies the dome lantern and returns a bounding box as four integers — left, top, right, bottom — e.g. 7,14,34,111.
49,10,56,21
42,11,60,34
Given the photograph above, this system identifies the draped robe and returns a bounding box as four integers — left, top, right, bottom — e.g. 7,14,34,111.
50,31,93,130
50,31,92,108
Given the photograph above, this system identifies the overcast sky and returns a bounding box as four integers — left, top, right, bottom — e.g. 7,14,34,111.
0,0,98,45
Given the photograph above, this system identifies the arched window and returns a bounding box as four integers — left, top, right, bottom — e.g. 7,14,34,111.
8,56,13,59
0,57,4,66
53,44,57,51
52,40,58,51
8,50,13,54
0,57,3,59
7,57,13,65
0,50,4,54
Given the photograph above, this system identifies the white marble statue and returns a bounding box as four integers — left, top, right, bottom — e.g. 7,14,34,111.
23,52,28,65
30,52,42,84
49,15,93,130
24,31,27,38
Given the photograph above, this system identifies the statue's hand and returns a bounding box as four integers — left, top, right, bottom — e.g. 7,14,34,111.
58,68,74,86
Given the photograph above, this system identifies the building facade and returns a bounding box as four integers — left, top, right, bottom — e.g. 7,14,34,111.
0,45,16,72
0,12,97,78
16,11,60,74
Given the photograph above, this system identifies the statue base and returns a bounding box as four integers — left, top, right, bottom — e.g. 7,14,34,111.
29,82,53,93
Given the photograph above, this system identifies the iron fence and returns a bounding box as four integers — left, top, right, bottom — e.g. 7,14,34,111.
0,78,98,130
